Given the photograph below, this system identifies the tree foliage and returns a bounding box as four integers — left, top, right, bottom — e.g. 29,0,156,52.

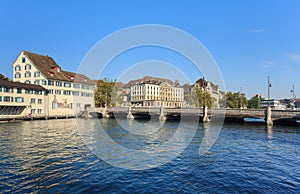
247,96,261,109
0,73,9,80
226,91,247,108
184,87,213,108
94,78,123,107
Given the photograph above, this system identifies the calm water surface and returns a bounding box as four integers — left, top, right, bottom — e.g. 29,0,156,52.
0,119,299,193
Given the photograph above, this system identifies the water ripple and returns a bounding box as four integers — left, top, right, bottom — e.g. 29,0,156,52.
0,119,299,193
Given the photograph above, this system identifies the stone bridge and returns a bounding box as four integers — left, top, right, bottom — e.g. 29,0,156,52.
87,107,300,125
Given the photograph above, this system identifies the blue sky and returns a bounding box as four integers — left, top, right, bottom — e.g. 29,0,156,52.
1,0,300,99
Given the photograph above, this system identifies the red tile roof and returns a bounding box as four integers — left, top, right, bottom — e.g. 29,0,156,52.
23,51,94,85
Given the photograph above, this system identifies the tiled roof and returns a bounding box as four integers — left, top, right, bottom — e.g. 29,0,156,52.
124,76,179,88
23,51,94,85
0,79,47,91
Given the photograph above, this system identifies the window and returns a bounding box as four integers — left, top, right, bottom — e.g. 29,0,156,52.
0,87,2,92
48,80,54,86
15,65,21,71
64,82,71,88
42,80,47,85
77,103,81,108
30,98,36,104
25,71,31,78
49,89,54,94
55,90,61,95
34,80,40,85
22,57,26,63
25,80,31,84
4,96,12,102
0,96,2,102
55,81,62,87
4,87,10,92
38,99,42,104
25,64,31,70
31,109,36,114
73,83,80,89
72,91,80,96
37,109,42,114
34,71,40,77
63,90,71,95
15,73,21,79
17,88,22,94
15,97,24,103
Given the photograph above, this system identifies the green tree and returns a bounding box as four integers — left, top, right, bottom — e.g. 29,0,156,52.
0,73,9,80
247,96,261,109
185,87,213,108
94,78,123,107
226,91,247,108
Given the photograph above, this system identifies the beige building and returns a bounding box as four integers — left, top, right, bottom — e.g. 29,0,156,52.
0,79,47,116
194,77,221,108
129,76,184,107
12,50,95,115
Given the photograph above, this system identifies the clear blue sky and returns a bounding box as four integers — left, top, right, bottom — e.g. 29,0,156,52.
1,0,300,99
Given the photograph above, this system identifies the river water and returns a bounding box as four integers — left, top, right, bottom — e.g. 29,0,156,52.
0,118,299,193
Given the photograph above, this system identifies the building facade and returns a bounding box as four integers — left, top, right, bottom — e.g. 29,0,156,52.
12,50,95,115
260,99,286,110
194,77,221,108
129,77,184,107
0,79,48,116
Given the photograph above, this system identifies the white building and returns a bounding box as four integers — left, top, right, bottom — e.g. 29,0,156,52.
129,76,184,107
260,99,286,110
12,50,95,115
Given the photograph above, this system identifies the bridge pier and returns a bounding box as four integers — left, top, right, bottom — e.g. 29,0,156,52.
127,105,134,119
159,104,166,121
102,106,110,118
203,106,210,122
265,107,273,126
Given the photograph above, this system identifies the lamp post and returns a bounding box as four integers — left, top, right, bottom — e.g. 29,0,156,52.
266,76,273,125
291,84,295,110
240,87,243,109
202,77,210,122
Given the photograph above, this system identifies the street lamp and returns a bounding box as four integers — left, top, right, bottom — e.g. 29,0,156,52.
291,84,295,109
266,76,273,125
268,76,272,108
240,87,243,109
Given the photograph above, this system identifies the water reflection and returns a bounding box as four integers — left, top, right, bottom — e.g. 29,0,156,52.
266,125,273,140
76,118,198,170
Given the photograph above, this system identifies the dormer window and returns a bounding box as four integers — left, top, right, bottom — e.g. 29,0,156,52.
53,66,61,73
47,71,54,76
